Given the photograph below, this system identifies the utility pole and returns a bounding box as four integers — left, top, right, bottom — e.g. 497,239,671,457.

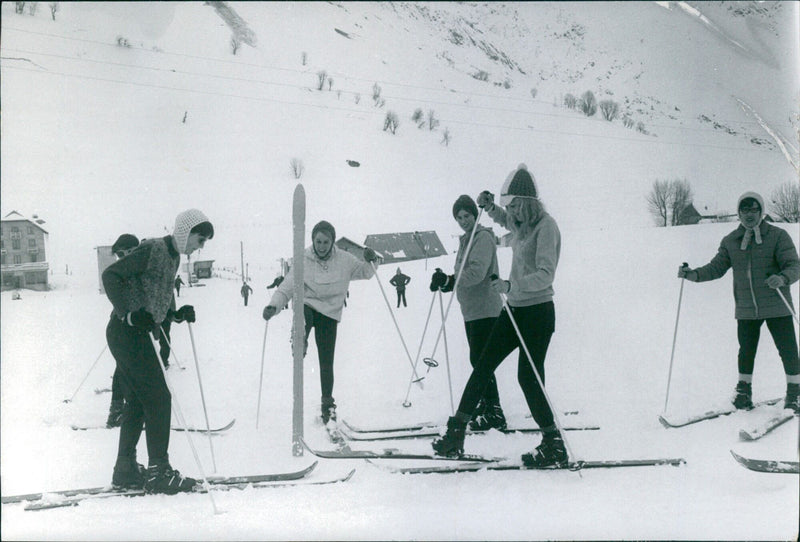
240,241,245,283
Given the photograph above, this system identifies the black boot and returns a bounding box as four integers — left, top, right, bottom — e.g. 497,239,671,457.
469,402,507,432
321,396,337,425
784,383,800,414
106,400,125,428
112,456,146,489
144,461,198,495
733,381,753,410
432,416,468,457
521,427,567,468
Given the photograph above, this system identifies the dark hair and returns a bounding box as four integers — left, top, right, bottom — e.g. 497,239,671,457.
738,197,761,211
190,221,214,239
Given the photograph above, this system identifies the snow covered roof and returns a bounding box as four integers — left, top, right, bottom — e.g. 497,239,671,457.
1,210,49,234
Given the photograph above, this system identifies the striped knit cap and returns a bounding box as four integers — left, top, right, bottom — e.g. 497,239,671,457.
499,164,538,206
173,208,210,255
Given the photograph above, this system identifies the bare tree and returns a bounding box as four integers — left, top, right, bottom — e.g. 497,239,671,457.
427,109,439,131
301,51,307,66
28,1,38,15
49,1,58,20
622,115,634,129
411,108,424,128
15,2,25,14
670,179,694,226
579,91,597,117
316,70,327,91
383,111,399,134
327,77,333,91
770,182,800,222
563,93,577,109
290,158,304,179
441,128,451,146
530,88,538,99
372,83,382,105
354,93,361,104
599,99,619,121
647,179,672,227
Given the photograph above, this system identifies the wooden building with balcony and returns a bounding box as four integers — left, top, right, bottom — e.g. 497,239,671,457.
1,211,50,291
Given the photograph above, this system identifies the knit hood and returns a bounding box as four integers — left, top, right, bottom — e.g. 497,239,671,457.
173,208,210,255
737,192,765,250
499,164,538,206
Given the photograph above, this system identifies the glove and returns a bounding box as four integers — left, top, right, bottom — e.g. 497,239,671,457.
677,264,698,282
766,274,787,289
430,268,448,291
173,305,195,323
364,247,379,263
490,276,510,294
263,305,278,321
127,308,155,330
477,190,495,210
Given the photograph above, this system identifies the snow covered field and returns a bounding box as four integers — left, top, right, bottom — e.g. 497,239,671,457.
2,1,798,540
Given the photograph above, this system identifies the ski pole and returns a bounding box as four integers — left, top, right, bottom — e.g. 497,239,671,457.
64,344,108,403
417,208,484,376
775,288,799,325
438,290,455,415
185,323,217,472
256,320,269,429
492,274,578,466
663,263,688,414
370,261,423,384
150,331,219,514
402,292,438,407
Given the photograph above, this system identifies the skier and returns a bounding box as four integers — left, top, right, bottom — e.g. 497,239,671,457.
262,220,380,424
174,275,185,297
429,194,506,431
102,209,214,494
678,191,800,413
432,165,566,467
241,281,253,306
105,233,140,428
389,267,411,308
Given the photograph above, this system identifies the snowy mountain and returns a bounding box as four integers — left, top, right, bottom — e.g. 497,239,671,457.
1,2,798,540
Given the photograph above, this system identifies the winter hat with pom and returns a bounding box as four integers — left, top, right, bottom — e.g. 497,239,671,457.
112,234,139,255
311,220,336,242
499,164,538,206
173,209,211,255
452,195,479,219
737,191,765,249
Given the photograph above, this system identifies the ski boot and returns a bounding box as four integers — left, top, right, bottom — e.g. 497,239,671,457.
784,383,800,414
144,462,198,495
522,427,568,468
432,416,468,457
111,457,146,489
106,400,125,428
732,381,753,410
321,396,337,425
469,404,508,432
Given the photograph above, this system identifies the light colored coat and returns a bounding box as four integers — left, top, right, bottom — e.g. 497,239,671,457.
453,225,502,322
270,246,376,322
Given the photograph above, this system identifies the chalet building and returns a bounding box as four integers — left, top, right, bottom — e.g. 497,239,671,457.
1,211,50,291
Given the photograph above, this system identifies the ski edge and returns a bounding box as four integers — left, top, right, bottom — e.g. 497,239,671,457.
366,457,686,474
730,450,800,474
299,436,502,462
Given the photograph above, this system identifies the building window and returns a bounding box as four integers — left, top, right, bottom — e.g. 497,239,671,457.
14,254,22,264
12,239,21,250
28,238,37,248
11,227,21,239
27,226,34,234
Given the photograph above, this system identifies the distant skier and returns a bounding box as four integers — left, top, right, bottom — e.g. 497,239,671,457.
102,209,214,494
433,165,566,468
430,194,506,431
262,220,380,424
389,267,411,308
678,191,800,414
105,233,140,428
241,281,253,306
174,275,185,297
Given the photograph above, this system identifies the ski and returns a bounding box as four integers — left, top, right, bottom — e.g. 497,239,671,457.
366,457,686,474
3,462,318,505
738,410,796,441
70,418,236,433
300,437,503,462
342,410,582,434
291,182,306,457
730,450,799,474
23,468,355,511
340,422,599,441
94,387,111,394
658,397,782,428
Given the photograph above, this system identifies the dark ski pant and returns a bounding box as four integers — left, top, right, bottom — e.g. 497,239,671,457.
465,317,501,408
457,302,556,429
106,316,172,466
737,316,800,376
303,305,339,400
396,290,407,308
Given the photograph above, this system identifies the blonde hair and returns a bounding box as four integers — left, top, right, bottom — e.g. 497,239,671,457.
507,197,545,238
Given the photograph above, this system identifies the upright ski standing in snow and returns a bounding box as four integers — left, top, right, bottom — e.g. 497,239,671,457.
292,183,306,457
